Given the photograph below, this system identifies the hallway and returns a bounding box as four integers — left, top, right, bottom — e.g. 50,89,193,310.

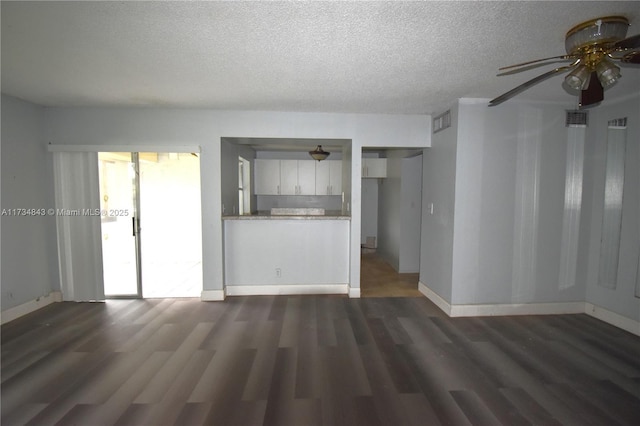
360,251,422,298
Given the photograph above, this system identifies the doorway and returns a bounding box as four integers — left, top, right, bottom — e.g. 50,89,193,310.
98,152,203,298
360,151,423,297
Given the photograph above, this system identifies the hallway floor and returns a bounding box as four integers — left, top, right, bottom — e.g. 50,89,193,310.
360,251,423,298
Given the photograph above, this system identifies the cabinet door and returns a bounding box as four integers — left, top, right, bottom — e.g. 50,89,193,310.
315,161,331,195
363,158,387,178
279,160,298,195
297,161,316,195
254,159,280,195
329,161,342,194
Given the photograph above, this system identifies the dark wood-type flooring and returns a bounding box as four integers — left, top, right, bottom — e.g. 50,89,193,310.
2,296,640,425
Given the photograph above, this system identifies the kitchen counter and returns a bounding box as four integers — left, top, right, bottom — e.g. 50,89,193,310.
223,210,350,220
223,216,350,295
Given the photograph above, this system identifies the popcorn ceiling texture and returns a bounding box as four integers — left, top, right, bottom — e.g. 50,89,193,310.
2,1,638,114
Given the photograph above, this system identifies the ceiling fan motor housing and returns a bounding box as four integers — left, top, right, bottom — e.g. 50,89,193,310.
565,16,629,58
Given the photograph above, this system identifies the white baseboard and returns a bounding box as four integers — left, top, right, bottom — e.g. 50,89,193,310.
418,281,640,336
200,290,226,301
419,281,583,316
418,282,452,315
1,291,62,324
585,303,640,337
225,284,348,297
447,301,586,317
348,287,361,298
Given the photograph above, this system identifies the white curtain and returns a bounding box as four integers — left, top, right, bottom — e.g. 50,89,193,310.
53,152,105,301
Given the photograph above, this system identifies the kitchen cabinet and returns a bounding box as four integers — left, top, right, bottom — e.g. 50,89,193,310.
280,160,315,195
362,158,387,178
315,160,342,195
254,159,316,195
254,159,281,195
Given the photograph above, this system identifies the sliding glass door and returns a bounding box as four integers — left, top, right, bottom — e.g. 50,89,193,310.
139,152,202,297
98,152,202,298
99,152,141,297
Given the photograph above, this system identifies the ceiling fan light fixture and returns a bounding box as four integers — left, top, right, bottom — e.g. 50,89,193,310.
565,65,591,90
596,59,621,87
490,15,638,108
309,145,330,161
565,16,629,54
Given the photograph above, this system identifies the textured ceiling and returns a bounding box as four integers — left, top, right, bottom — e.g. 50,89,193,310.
2,1,639,115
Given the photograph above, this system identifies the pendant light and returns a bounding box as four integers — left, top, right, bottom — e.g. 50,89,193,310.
309,145,330,161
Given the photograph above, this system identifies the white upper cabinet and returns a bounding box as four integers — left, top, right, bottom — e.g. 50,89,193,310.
316,160,342,195
362,158,387,178
255,159,318,195
280,160,315,195
279,160,298,195
254,159,281,195
297,161,316,195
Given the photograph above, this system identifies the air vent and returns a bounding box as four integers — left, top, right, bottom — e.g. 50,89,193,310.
608,117,627,129
566,110,588,127
433,110,451,134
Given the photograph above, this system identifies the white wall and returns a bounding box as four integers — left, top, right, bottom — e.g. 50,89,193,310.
399,154,423,273
42,107,430,295
376,150,423,273
224,219,349,286
377,153,402,271
420,103,458,302
1,95,60,311
582,93,640,322
452,100,586,305
420,95,639,329
361,179,379,246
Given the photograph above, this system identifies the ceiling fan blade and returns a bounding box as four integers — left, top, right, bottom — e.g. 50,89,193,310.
489,64,576,107
621,50,640,64
579,72,604,107
613,34,640,51
498,55,574,72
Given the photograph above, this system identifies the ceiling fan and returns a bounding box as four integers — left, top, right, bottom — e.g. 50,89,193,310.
489,16,640,108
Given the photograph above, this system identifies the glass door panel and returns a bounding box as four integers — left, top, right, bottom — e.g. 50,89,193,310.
98,152,140,297
139,153,202,297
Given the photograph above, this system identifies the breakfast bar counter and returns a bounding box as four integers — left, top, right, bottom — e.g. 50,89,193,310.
222,208,350,220
222,211,350,295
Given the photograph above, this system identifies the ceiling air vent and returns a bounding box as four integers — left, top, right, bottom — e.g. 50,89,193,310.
566,110,588,127
608,117,627,129
433,110,451,134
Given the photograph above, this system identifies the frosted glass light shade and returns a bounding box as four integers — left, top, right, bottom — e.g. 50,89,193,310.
565,16,628,54
565,65,591,90
596,60,621,87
